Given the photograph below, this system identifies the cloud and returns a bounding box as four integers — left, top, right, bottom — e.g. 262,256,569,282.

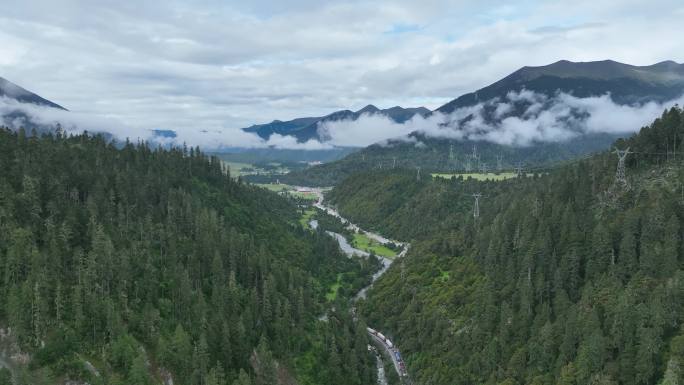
0,97,335,150
0,96,147,140
315,91,684,147
317,113,419,147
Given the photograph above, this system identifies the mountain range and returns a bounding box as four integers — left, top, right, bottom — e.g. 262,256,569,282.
241,104,431,142
271,59,684,185
3,59,684,169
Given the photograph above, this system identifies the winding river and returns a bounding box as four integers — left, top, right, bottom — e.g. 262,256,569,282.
307,188,410,382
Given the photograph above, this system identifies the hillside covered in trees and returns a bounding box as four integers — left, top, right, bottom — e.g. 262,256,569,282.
0,128,376,385
267,133,620,187
329,108,684,384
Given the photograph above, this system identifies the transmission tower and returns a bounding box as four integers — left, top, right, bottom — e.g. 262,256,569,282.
479,162,488,174
392,157,396,169
449,145,455,170
514,162,525,177
614,147,632,188
533,197,542,217
472,193,482,219
465,157,472,172
416,167,421,181
496,155,503,171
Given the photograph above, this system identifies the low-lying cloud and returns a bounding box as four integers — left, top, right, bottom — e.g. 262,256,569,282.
3,90,683,151
0,97,332,150
0,96,145,139
316,90,684,147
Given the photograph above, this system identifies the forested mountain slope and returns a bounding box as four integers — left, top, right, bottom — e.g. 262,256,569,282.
278,132,619,187
329,108,684,384
0,128,376,385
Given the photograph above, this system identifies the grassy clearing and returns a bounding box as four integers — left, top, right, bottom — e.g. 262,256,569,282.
256,183,318,200
224,161,292,177
432,172,521,181
289,191,318,200
326,274,342,301
257,183,291,192
351,233,397,258
439,270,450,282
224,161,255,176
299,209,316,229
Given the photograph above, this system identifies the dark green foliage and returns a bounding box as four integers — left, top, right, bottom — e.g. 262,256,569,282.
333,107,684,384
0,369,11,385
0,129,374,384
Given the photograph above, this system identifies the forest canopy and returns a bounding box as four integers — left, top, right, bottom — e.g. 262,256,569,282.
0,128,376,385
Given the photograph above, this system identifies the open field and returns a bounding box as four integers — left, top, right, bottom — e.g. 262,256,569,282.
256,183,319,200
351,233,397,258
432,172,522,181
290,191,319,200
224,161,255,176
222,161,293,177
257,183,291,192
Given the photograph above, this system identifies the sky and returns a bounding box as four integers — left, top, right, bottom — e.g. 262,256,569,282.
1,0,684,148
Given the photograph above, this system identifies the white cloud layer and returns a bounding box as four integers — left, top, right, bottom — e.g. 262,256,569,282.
0,97,333,150
3,90,682,149
316,91,684,147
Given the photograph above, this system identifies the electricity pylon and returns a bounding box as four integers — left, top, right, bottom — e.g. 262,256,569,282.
496,155,503,171
614,147,631,188
472,193,482,219
515,162,525,177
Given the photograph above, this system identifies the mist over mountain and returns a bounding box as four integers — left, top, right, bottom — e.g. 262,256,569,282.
237,60,684,153
0,77,70,134
4,59,684,157
0,77,67,111
242,105,430,142
274,59,684,185
436,59,684,114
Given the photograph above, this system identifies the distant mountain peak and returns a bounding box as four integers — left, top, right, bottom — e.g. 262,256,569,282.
0,77,67,110
437,59,684,114
241,104,430,143
357,104,380,114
